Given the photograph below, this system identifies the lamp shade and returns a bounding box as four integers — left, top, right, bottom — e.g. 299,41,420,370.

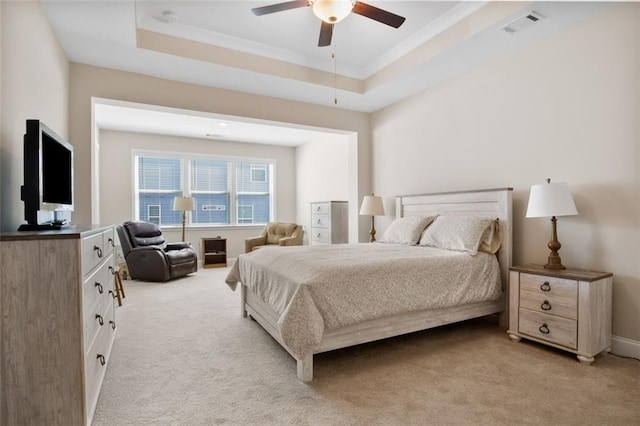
526,181,578,218
359,195,385,216
312,0,355,23
173,196,195,212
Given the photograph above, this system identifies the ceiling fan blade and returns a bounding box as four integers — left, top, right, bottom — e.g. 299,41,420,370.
352,2,406,28
251,0,309,16
318,21,333,47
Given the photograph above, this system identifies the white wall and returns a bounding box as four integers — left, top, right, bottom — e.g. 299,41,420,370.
99,130,296,258
371,4,640,342
0,1,69,231
295,135,351,244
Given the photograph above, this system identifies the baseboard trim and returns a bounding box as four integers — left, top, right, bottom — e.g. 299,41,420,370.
611,335,640,360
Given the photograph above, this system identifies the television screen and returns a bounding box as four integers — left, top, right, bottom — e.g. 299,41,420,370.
42,131,73,205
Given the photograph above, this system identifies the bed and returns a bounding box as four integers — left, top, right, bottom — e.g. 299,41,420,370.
225,188,513,381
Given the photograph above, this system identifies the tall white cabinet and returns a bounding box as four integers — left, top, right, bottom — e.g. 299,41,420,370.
1,225,117,425
310,201,348,245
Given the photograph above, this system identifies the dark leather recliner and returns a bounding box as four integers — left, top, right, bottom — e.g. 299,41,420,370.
116,221,198,282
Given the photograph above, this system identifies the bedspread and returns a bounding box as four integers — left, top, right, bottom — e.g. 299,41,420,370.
225,243,501,359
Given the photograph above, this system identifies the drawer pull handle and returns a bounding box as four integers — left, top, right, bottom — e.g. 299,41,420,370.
109,320,116,330
109,290,117,299
317,233,321,238
95,282,103,294
97,354,106,366
541,300,552,311
317,219,321,224
96,314,104,326
94,246,103,258
316,207,321,211
539,323,550,335
108,237,115,248
540,282,551,292
109,266,116,275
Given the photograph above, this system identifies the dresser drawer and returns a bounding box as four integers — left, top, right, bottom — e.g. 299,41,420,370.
311,203,329,215
82,232,106,276
519,308,577,349
83,255,114,334
84,303,116,424
84,282,115,352
311,228,329,243
102,228,115,258
312,214,329,228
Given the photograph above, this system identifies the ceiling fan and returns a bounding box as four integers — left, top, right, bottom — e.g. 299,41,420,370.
251,0,406,47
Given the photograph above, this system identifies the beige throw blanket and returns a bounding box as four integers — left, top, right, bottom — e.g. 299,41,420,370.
225,243,501,359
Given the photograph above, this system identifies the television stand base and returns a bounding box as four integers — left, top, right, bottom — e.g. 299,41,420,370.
18,223,72,231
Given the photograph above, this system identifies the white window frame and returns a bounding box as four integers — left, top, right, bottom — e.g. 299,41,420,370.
132,150,275,228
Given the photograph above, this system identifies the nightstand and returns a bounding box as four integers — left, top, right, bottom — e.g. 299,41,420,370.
508,264,613,364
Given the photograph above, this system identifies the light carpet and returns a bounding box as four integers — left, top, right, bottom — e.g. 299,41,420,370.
93,267,640,425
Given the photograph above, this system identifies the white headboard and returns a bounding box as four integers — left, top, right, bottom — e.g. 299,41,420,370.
396,188,513,291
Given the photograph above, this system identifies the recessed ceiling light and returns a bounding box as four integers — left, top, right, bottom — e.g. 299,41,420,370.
206,133,223,138
218,122,228,127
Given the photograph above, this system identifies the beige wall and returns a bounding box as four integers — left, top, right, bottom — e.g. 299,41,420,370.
99,130,296,258
371,4,640,342
295,135,351,244
0,1,69,231
69,64,372,242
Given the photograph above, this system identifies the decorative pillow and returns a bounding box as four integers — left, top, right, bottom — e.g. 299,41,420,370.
418,216,500,255
378,216,437,245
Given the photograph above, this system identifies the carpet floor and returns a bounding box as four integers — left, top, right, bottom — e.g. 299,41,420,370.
92,267,640,425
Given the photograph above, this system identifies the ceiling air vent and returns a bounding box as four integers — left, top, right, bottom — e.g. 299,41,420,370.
501,11,544,34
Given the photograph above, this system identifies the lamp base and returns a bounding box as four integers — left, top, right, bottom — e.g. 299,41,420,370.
544,259,566,270
544,216,565,269
369,215,376,243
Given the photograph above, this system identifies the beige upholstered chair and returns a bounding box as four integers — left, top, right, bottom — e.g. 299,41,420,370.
245,222,303,253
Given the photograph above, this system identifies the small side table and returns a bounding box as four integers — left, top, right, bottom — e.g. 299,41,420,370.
202,238,227,268
508,264,613,364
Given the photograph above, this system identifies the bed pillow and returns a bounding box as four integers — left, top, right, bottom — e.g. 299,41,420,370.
378,216,437,245
418,216,500,255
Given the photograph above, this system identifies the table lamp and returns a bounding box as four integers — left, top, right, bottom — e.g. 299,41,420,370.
359,194,385,242
526,179,578,270
173,196,195,242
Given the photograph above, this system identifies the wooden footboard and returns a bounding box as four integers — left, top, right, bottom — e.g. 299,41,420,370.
242,283,504,382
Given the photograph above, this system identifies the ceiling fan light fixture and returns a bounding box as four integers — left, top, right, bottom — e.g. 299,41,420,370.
311,0,355,24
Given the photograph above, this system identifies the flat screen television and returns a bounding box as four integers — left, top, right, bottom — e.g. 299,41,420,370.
18,120,74,231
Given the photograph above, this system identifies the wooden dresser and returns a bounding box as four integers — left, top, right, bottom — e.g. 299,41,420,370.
310,201,348,245
508,264,612,364
1,225,117,425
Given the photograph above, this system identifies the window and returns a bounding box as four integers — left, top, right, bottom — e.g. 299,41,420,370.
236,161,271,224
136,157,182,225
134,152,274,227
191,159,230,225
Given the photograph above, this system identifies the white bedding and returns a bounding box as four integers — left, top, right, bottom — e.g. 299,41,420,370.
225,243,501,359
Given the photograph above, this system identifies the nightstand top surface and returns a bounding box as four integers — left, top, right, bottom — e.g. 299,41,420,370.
510,264,612,282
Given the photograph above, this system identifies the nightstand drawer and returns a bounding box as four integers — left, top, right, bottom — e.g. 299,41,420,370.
520,288,577,320
520,273,577,298
519,308,577,349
